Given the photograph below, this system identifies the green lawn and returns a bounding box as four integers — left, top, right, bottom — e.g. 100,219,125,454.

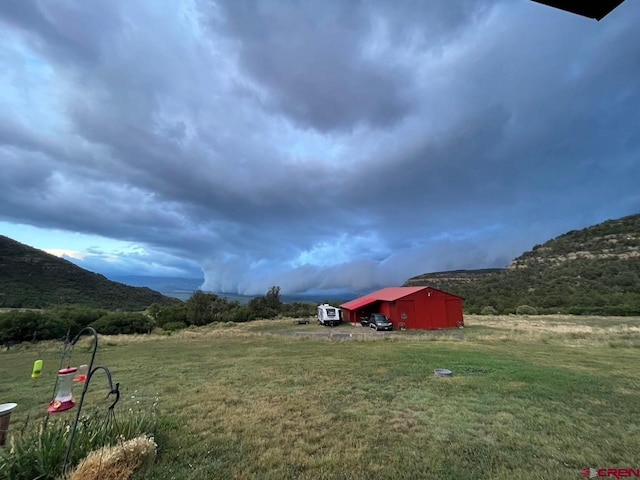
2,315,639,479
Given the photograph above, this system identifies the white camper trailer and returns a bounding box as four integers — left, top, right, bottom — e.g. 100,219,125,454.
317,304,341,327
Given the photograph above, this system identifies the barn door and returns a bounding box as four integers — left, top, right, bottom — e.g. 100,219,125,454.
397,301,414,330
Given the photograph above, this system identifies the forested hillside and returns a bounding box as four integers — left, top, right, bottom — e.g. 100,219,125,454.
0,235,180,310
406,214,640,315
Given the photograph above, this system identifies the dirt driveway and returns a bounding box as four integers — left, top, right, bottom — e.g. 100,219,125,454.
274,323,466,341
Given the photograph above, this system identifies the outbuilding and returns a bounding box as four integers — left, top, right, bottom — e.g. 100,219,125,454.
340,286,464,330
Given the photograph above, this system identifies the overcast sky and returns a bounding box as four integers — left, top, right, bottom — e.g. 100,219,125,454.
1,0,639,296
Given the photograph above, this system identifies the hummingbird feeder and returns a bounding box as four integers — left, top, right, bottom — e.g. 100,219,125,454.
48,366,77,413
74,364,88,383
46,327,121,474
32,360,43,379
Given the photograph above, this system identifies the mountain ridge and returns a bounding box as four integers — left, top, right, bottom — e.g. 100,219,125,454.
405,214,640,315
0,235,180,310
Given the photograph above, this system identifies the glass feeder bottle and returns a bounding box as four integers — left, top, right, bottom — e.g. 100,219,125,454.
48,366,77,413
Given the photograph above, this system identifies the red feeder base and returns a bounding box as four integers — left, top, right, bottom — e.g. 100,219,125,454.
48,399,75,413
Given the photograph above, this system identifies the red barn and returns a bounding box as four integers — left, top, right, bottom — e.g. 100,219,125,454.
340,286,464,330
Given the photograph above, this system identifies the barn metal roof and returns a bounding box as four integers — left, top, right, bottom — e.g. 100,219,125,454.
341,286,465,311
341,287,427,310
339,296,380,311
373,287,428,301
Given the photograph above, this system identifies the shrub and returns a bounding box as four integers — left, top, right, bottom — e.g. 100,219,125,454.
247,286,286,320
281,302,316,318
162,321,187,332
89,312,153,335
0,311,70,344
155,305,188,328
516,305,538,315
50,306,106,331
480,306,498,315
231,306,250,323
247,297,279,319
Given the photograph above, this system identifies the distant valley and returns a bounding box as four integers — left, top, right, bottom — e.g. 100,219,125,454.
110,275,358,305
109,275,205,301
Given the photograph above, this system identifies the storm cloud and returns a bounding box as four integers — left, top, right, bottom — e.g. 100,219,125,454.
1,0,639,295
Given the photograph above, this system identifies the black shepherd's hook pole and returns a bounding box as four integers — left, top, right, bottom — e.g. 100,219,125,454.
62,327,119,474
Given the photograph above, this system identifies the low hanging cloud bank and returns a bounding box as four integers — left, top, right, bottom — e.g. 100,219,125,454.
1,1,639,296
201,230,525,296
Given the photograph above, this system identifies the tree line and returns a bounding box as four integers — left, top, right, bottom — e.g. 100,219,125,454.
0,286,316,345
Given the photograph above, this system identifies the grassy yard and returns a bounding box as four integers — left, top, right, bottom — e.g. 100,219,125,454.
2,315,640,479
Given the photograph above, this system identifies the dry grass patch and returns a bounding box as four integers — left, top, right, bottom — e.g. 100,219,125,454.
3,314,640,479
466,314,640,347
67,436,157,480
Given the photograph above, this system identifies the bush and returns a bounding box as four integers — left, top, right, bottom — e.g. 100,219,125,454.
230,306,250,323
281,302,316,318
185,291,242,326
480,306,498,315
89,312,153,335
247,297,279,319
155,305,188,328
0,307,169,345
162,321,187,332
50,306,106,331
516,305,538,315
0,311,70,344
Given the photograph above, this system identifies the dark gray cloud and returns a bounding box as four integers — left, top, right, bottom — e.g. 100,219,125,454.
216,0,500,132
1,0,639,295
0,0,124,65
217,1,410,131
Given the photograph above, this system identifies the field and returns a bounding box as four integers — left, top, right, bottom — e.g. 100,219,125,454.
2,315,640,479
